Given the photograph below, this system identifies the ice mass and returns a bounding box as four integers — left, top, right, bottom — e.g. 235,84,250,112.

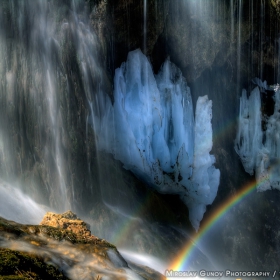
92,49,220,230
235,79,280,191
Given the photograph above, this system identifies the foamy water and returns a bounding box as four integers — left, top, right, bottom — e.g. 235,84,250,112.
0,179,47,224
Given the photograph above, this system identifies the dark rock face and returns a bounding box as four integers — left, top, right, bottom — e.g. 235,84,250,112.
90,0,280,85
270,0,280,18
154,0,279,86
163,1,235,82
89,0,170,74
202,189,280,277
87,153,192,262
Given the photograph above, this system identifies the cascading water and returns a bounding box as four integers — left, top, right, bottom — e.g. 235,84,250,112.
0,0,106,212
0,0,70,210
237,0,242,91
143,0,147,54
0,179,47,224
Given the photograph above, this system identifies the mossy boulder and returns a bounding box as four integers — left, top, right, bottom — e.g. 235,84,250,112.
40,211,94,242
0,213,165,280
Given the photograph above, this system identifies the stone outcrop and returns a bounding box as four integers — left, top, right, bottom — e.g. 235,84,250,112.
40,211,94,242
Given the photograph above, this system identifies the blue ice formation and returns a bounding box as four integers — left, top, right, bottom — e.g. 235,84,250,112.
92,49,220,230
252,77,268,92
235,84,280,191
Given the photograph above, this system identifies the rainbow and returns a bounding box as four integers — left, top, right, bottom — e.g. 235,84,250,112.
111,192,153,246
168,177,266,275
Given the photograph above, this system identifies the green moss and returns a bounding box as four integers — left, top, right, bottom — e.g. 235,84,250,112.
0,248,69,280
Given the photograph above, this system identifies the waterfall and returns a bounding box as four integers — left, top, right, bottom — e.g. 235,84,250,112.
0,0,105,212
143,0,147,54
0,0,66,210
237,0,242,92
0,178,47,224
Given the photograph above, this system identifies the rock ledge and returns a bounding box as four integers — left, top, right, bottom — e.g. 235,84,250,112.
40,211,96,242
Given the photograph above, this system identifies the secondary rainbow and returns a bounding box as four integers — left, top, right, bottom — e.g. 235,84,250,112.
168,177,263,272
